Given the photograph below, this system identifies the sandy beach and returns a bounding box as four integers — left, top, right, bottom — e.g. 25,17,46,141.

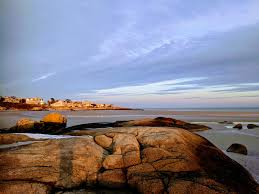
1,109,259,184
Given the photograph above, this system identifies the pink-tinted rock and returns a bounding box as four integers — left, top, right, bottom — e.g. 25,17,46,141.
94,135,112,148
103,154,124,169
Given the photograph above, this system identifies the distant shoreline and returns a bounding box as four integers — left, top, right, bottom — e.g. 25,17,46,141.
0,101,135,111
0,96,133,111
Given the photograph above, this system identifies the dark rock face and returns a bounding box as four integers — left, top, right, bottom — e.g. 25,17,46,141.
7,121,66,134
0,127,258,194
233,123,242,129
247,124,259,129
227,143,248,155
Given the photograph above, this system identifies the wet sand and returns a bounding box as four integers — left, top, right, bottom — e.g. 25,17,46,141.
196,123,259,183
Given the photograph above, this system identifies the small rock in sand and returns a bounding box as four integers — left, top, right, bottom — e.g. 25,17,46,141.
247,124,259,129
227,143,248,155
233,123,242,130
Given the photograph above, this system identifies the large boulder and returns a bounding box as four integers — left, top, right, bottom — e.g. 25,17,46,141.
247,124,259,129
233,123,242,130
0,137,106,189
227,143,248,155
42,112,67,126
15,118,36,132
6,113,68,134
0,127,258,194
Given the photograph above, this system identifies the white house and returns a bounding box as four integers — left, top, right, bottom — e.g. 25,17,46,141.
50,100,66,107
26,97,44,105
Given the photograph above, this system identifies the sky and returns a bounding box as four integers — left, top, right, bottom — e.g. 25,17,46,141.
0,0,259,108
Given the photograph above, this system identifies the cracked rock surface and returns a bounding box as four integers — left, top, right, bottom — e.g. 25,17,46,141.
0,127,258,194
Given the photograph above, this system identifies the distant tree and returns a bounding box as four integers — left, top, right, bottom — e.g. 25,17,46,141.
0,96,4,102
65,99,72,103
20,99,26,103
48,98,56,105
10,96,16,99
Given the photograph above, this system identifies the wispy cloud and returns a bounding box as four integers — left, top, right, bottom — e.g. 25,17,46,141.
2,0,259,108
32,72,56,82
78,77,207,96
77,81,259,103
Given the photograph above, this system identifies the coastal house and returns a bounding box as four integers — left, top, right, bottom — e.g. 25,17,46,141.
50,100,66,107
82,101,92,107
106,104,113,108
26,97,44,105
3,96,21,103
72,101,83,108
97,104,106,108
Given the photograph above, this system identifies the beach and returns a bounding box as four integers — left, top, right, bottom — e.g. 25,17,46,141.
1,108,259,129
0,109,259,184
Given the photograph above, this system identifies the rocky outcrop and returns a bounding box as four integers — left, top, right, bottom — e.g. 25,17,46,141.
64,117,210,133
0,127,258,194
227,143,248,155
2,116,210,135
247,124,259,129
114,117,210,131
4,113,68,134
233,123,242,130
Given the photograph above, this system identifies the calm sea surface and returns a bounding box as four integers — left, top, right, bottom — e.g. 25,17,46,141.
1,108,259,128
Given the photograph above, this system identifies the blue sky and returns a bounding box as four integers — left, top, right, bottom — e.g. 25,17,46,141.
0,0,259,108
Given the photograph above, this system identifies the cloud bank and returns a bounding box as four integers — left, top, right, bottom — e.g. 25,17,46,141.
1,0,259,107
